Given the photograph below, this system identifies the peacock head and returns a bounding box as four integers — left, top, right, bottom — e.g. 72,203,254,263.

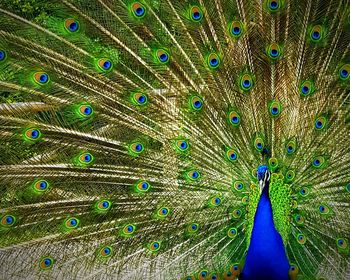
257,165,270,194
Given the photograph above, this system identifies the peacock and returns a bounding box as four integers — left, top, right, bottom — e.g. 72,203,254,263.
0,0,349,279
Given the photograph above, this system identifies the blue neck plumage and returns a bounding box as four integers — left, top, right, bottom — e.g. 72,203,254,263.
240,165,290,280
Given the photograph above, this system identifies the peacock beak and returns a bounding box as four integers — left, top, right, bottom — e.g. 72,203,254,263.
258,180,265,194
257,165,270,194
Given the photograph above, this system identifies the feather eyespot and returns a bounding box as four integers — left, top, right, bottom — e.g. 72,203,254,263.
78,104,93,117
175,139,189,152
64,217,79,229
148,241,161,253
228,263,241,277
336,238,348,252
128,142,144,156
24,128,41,141
314,116,327,130
99,246,113,258
309,25,324,42
297,233,306,244
97,58,113,72
239,73,253,91
156,49,170,64
254,136,264,151
131,2,146,18
312,156,326,168
268,157,279,171
339,64,350,80
207,53,221,69
269,101,282,117
232,208,242,219
39,257,54,270
227,227,238,238
190,6,203,22
189,95,204,111
209,197,222,207
230,21,244,38
33,179,49,192
268,0,280,11
0,50,7,61
78,152,94,165
157,207,170,219
285,170,295,182
122,224,136,236
64,19,80,32
186,170,201,181
96,199,112,212
1,214,16,227
226,148,238,162
198,270,208,280
232,181,244,192
33,72,49,85
132,92,148,106
136,180,150,193
318,204,330,215
286,138,297,154
187,223,199,234
289,264,299,277
299,80,315,96
294,214,305,225
228,110,241,127
299,187,309,197
267,43,282,60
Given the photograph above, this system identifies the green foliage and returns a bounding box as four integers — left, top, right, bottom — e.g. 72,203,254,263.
0,0,52,23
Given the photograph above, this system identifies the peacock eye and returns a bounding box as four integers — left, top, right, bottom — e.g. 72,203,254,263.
131,92,148,106
97,58,113,72
78,152,94,165
299,80,315,96
96,199,112,212
227,227,238,238
136,180,150,193
64,19,80,32
240,73,253,91
186,169,201,181
230,20,244,38
269,101,282,117
267,43,282,60
228,110,241,126
39,257,54,270
339,64,350,80
129,142,145,156
156,49,170,64
78,105,93,117
131,2,146,18
190,6,203,22
314,116,327,130
207,53,221,69
33,179,49,192
226,148,238,162
33,72,49,85
309,25,324,42
25,128,41,141
0,50,7,61
1,214,16,227
189,95,204,111
122,224,136,236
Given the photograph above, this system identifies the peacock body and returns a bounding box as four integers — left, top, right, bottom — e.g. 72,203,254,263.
0,0,349,279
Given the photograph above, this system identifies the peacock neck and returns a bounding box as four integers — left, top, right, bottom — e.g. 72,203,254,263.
240,184,290,280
